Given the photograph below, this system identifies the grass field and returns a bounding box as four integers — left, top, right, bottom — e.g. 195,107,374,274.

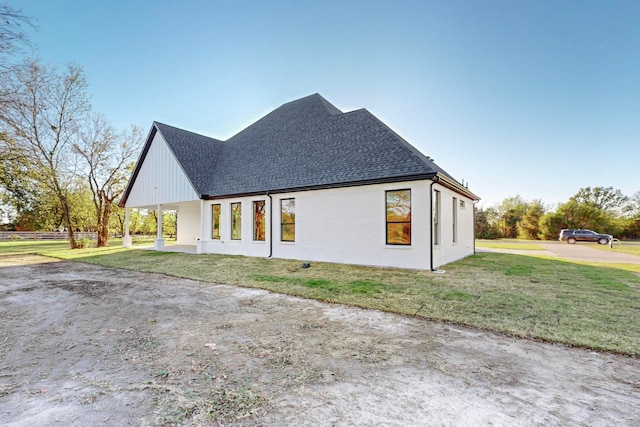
475,241,545,250
2,240,638,355
477,238,640,260
0,237,173,255
593,242,640,257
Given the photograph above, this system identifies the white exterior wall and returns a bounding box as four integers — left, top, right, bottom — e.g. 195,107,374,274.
176,201,201,245
272,182,431,269
431,183,475,267
193,196,270,257
125,132,198,208
190,180,476,270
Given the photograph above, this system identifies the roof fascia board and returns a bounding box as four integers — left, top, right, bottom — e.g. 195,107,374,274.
363,109,429,162
435,174,480,201
118,124,158,207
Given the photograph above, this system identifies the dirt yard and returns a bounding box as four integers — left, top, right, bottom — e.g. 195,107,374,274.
1,255,639,426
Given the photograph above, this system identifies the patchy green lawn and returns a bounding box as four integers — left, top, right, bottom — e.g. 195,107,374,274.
1,242,633,356
476,240,545,250
0,239,76,255
0,237,174,255
593,241,640,257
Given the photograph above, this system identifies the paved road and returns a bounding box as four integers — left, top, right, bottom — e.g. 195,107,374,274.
480,242,640,264
539,242,640,264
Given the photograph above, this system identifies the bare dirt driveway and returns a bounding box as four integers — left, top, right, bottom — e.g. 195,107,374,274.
1,255,639,426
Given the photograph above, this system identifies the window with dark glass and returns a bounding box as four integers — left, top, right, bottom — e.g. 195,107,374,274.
211,204,220,239
231,202,241,240
386,190,411,245
433,190,441,245
452,197,458,243
280,198,295,242
253,200,265,241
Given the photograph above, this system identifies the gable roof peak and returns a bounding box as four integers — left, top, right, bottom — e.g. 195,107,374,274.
280,93,343,116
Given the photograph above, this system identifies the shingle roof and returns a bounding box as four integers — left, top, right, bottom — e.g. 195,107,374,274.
153,122,225,193
122,93,477,205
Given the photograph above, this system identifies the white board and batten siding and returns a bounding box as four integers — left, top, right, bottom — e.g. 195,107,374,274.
124,132,198,208
177,180,475,270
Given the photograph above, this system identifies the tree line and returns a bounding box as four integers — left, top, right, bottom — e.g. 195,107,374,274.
0,4,146,247
476,187,640,240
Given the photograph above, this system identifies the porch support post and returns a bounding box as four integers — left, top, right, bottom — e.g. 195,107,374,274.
196,199,206,254
122,207,132,248
154,204,165,250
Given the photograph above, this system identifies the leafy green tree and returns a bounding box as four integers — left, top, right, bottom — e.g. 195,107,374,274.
475,206,500,239
110,205,144,237
1,4,36,202
14,190,64,231
140,210,157,237
0,132,40,223
479,188,635,241
68,186,97,232
625,192,640,217
539,211,565,240
110,205,126,236
571,186,628,214
12,184,96,233
517,199,545,239
0,59,91,248
537,187,628,239
164,211,177,238
560,187,627,232
621,191,640,239
496,195,528,238
554,199,600,230
136,209,176,239
74,114,142,246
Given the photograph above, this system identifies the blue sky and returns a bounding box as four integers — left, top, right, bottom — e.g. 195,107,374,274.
17,0,640,207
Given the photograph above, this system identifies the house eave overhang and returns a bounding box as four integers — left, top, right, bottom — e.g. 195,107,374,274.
200,173,439,200
434,173,480,201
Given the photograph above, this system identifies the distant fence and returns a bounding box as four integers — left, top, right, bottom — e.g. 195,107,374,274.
0,231,97,241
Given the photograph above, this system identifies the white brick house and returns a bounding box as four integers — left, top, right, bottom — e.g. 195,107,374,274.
119,94,479,270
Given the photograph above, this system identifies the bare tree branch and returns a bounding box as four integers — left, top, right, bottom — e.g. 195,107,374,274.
74,114,143,246
0,59,90,247
0,4,37,70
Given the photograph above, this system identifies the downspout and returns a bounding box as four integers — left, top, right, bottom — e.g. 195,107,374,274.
266,192,273,258
429,176,440,271
473,200,480,254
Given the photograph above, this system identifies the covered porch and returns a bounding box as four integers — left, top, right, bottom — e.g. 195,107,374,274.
122,200,205,253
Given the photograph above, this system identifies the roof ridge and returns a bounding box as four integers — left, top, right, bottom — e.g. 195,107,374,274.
277,93,343,115
227,93,343,142
316,94,343,115
154,121,223,143
353,109,458,182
